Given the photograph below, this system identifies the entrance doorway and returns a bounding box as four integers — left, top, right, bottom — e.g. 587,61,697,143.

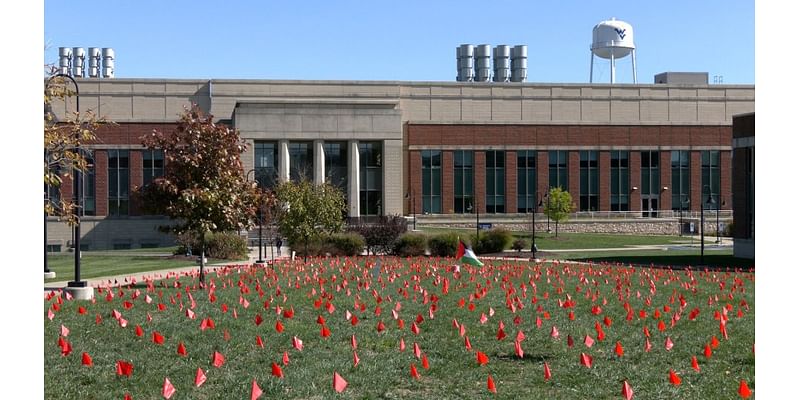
642,197,658,218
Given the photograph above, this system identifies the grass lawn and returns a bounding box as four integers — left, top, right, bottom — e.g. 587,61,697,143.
45,257,754,399
45,249,245,284
548,249,754,270
418,227,691,250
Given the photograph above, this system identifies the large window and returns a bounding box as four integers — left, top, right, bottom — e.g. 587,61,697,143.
142,149,164,187
485,151,505,213
640,150,660,217
289,142,313,182
671,151,690,211
83,155,95,216
702,150,720,208
421,150,442,213
324,142,348,192
579,151,599,211
610,151,629,211
359,142,382,215
108,149,129,216
549,150,568,189
254,141,278,189
453,150,473,214
517,151,536,213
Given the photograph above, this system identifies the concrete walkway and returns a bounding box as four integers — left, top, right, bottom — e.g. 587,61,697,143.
44,245,288,291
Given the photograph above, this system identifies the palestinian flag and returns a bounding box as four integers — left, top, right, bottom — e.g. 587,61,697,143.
456,240,484,267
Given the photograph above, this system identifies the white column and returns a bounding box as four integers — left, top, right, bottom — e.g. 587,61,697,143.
348,140,360,218
314,140,325,185
278,140,290,183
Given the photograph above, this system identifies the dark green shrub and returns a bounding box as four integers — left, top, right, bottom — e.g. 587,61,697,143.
290,237,325,257
394,233,427,257
349,215,407,255
512,238,528,252
472,228,513,254
327,233,366,257
176,231,248,259
428,232,465,257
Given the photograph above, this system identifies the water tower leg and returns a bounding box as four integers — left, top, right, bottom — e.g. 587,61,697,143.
589,52,594,83
610,53,616,84
631,49,637,83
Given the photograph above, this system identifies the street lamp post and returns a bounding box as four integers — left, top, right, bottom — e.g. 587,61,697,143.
405,191,416,231
544,193,551,233
716,200,723,243
246,169,266,264
466,198,479,242
530,194,542,259
47,74,87,289
701,185,715,265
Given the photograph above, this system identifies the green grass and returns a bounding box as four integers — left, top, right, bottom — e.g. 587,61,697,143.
45,251,244,284
45,257,754,399
419,227,691,249
551,250,754,270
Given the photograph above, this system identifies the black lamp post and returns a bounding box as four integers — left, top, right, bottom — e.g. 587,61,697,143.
716,200,724,243
246,169,265,264
531,194,542,258
701,185,714,265
467,198,479,242
405,191,416,231
47,74,87,288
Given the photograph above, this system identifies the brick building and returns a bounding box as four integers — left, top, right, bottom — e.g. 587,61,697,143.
46,78,754,250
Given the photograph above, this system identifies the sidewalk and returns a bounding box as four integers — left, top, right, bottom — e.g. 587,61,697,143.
44,245,288,291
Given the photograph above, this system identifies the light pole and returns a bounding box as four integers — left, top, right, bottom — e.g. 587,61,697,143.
467,198,479,242
47,73,87,289
716,200,724,243
246,169,266,264
701,185,714,265
405,191,416,231
530,194,542,259
544,193,551,233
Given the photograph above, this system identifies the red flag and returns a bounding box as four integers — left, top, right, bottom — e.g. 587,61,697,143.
516,330,525,342
271,362,284,378
317,315,326,325
413,342,421,359
81,352,92,367
622,380,634,400
256,335,264,348
411,322,420,335
664,337,674,351
60,339,72,356
135,325,144,337
282,351,290,366
275,320,284,333
476,351,489,366
459,323,466,337
124,393,132,400
377,321,385,332
333,372,348,392
162,377,176,399
691,356,700,372
350,335,357,349
212,351,225,368
116,360,133,377
487,374,497,393
353,351,360,367
465,336,472,351
60,324,70,337
194,368,207,387
421,353,430,369
251,379,263,400
738,380,752,398
47,309,55,321
644,337,652,352
669,369,682,386
615,341,625,357
410,363,420,379
584,335,595,348
711,335,720,349
293,336,304,351
567,334,574,348
550,326,559,339
118,317,128,328
177,342,187,356
544,362,552,380
580,353,593,368
255,313,263,326
704,343,713,358
514,340,524,358
153,332,165,345
496,327,507,341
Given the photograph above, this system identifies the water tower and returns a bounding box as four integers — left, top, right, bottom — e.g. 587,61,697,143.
590,18,637,83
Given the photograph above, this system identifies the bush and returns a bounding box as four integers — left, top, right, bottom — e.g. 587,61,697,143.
394,233,428,257
512,238,528,252
290,237,325,258
349,215,407,255
472,229,513,254
327,233,365,257
175,231,248,260
428,232,464,257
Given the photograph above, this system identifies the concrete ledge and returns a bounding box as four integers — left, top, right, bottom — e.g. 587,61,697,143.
63,285,94,300
44,271,56,279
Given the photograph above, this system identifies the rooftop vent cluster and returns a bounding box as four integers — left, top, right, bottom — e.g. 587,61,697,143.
456,44,527,82
58,47,115,78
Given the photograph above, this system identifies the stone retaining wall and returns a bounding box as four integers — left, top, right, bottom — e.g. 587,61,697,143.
424,219,729,236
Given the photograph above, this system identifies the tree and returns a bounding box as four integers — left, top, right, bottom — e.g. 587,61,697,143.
274,179,346,261
138,105,257,282
44,73,109,224
543,187,574,238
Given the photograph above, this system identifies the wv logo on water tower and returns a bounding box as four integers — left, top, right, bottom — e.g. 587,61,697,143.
615,28,627,40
